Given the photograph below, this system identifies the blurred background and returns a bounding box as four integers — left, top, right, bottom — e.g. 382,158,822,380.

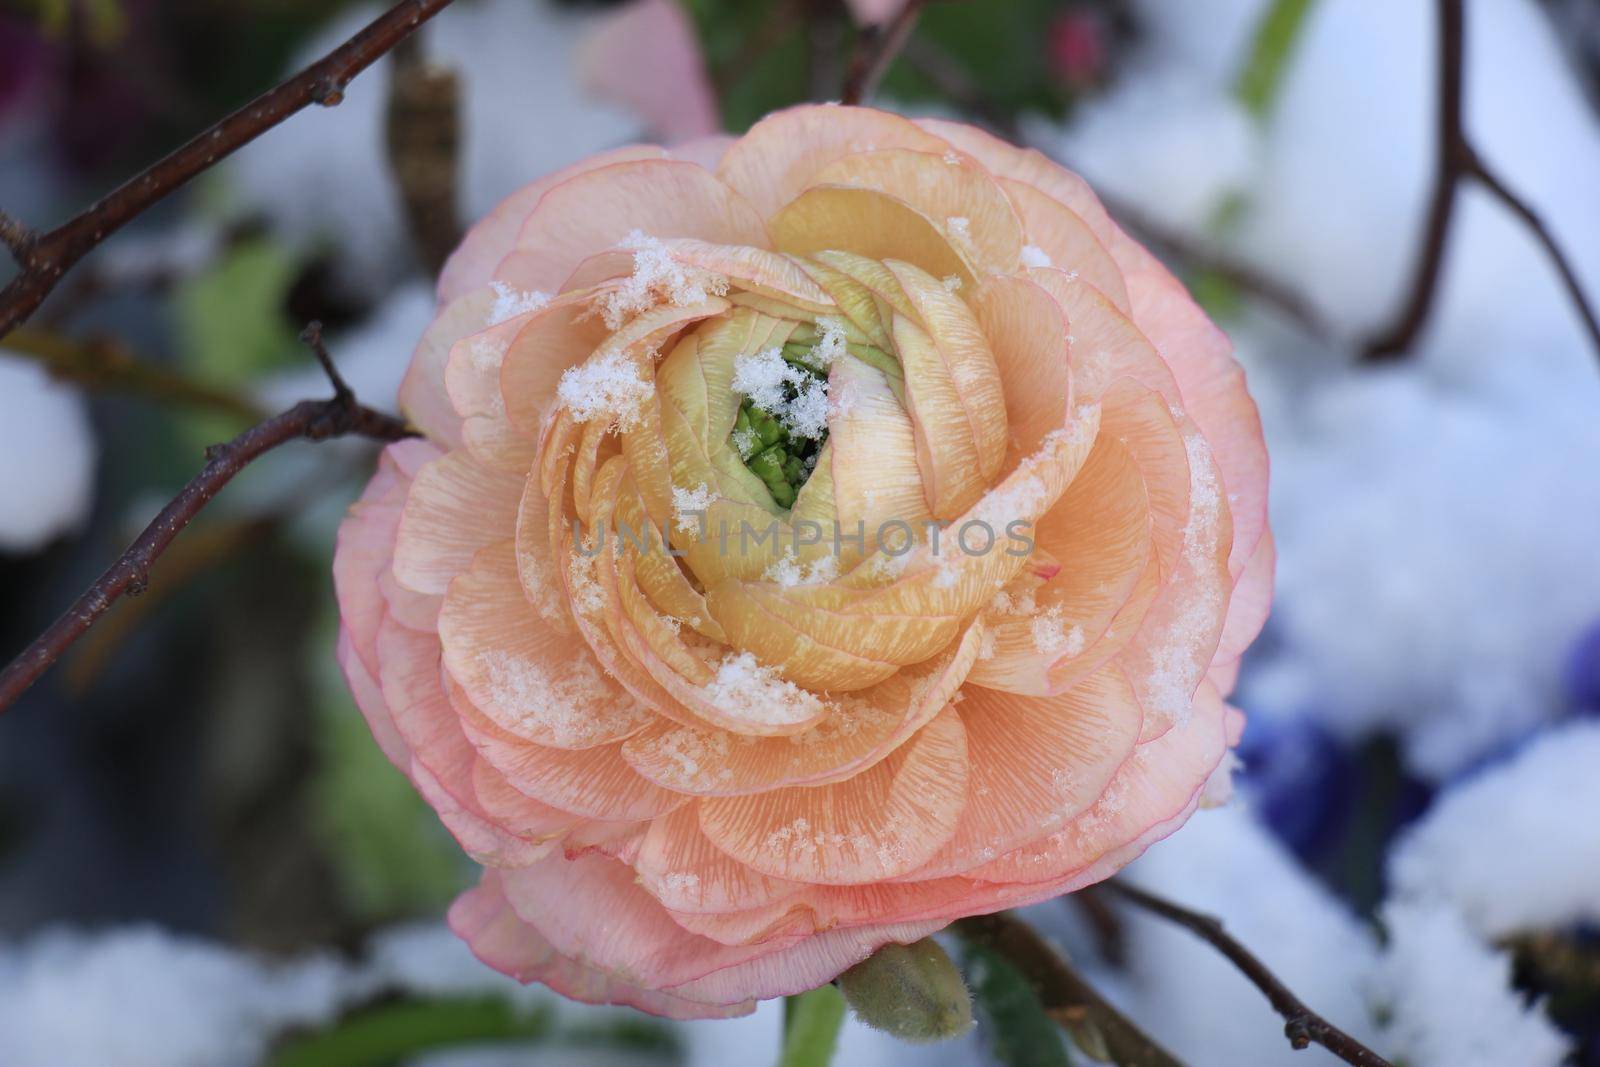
1,0,1598,1064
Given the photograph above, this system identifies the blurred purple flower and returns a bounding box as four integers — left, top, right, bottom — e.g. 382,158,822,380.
1048,9,1109,90
0,15,49,123
1237,715,1355,861
1563,617,1600,714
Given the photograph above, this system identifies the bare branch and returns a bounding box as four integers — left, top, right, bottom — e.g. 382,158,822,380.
0,0,458,343
299,321,352,403
954,912,1186,1067
840,0,928,106
3,327,263,420
1365,0,1600,364
1097,192,1336,341
895,34,1333,339
1467,145,1600,357
0,335,414,715
1102,882,1394,1067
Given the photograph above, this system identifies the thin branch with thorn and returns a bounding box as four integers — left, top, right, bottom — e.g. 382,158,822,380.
1364,0,1600,362
0,330,415,716
840,0,929,105
300,321,351,403
0,0,458,344
954,912,1185,1067
1102,882,1394,1067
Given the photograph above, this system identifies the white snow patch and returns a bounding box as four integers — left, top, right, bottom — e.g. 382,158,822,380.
1388,721,1600,938
555,350,653,430
0,354,96,553
1019,244,1053,268
731,346,831,440
672,482,715,533
703,651,827,725
598,231,728,329
1375,901,1568,1067
488,282,550,325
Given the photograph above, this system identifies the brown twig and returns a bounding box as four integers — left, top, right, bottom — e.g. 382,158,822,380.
1102,882,1393,1067
0,324,414,715
894,32,1333,339
1097,192,1336,341
954,912,1186,1067
4,327,263,420
840,0,929,105
0,0,457,343
1364,0,1600,362
385,31,462,276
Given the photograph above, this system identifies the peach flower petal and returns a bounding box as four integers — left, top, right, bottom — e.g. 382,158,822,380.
717,104,949,219
438,146,669,304
698,706,968,885
496,160,770,296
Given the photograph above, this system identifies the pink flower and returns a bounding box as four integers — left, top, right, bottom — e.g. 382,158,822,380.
578,0,720,143
1048,10,1109,90
334,106,1273,1018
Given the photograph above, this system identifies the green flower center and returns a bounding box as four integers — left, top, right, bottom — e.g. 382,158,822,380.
729,322,897,509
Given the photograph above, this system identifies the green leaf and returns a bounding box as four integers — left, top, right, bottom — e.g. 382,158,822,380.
780,985,847,1067
1235,0,1321,120
172,237,304,445
965,944,1075,1067
265,996,553,1067
175,237,301,382
307,610,465,920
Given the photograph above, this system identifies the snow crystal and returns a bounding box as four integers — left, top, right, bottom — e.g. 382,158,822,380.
944,215,971,242
598,231,728,329
731,346,831,440
476,648,640,745
661,871,701,895
672,482,715,533
555,350,653,429
1019,244,1053,268
730,426,758,459
1030,606,1085,657
763,550,839,588
703,651,826,725
782,376,832,440
1137,429,1225,728
488,281,550,325
810,318,849,366
731,347,794,413
940,274,963,293
988,588,1039,617
565,553,606,615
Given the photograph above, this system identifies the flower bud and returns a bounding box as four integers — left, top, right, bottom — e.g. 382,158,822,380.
837,938,974,1043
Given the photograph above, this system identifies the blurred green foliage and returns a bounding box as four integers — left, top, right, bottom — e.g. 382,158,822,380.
266,996,555,1067
780,985,847,1067
307,610,465,922
688,0,1082,133
964,945,1075,1067
1235,0,1321,120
